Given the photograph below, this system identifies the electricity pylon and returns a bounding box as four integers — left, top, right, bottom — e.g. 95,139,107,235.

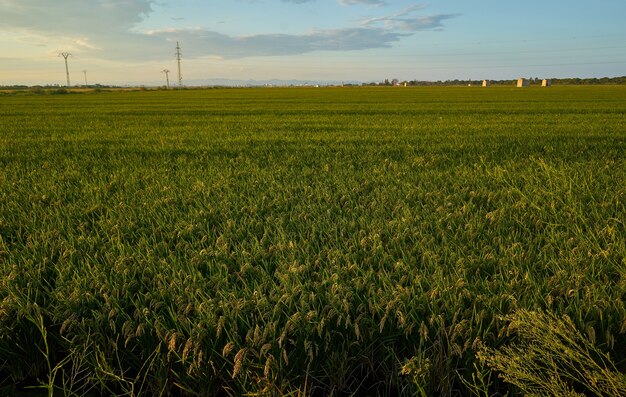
175,42,182,87
59,52,72,87
161,69,171,89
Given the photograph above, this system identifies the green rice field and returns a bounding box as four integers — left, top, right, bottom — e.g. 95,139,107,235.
0,86,625,396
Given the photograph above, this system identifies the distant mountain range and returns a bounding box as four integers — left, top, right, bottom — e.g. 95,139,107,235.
142,78,363,87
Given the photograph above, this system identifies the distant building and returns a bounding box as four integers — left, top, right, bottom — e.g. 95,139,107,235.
482,80,491,87
542,79,551,87
517,78,530,87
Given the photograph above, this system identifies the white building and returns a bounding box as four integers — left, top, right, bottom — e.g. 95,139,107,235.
517,78,530,87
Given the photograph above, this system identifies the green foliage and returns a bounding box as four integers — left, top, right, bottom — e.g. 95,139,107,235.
477,310,626,396
0,86,625,395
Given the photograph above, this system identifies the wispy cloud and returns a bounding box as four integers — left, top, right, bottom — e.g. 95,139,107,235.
361,4,459,32
339,0,387,6
281,0,387,4
147,27,407,58
361,4,427,24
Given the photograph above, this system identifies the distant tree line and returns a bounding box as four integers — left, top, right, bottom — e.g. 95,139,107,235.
1,84,117,89
547,76,626,85
2,76,625,91
367,76,626,86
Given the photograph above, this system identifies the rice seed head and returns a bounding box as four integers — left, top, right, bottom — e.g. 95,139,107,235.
419,321,429,341
282,348,289,366
253,324,262,345
379,314,387,333
216,316,225,338
182,338,193,362
232,348,246,378
135,323,145,338
168,334,177,353
197,349,203,367
264,355,273,379
222,341,235,357
260,343,272,357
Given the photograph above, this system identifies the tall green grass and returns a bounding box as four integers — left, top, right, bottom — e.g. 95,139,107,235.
0,86,625,395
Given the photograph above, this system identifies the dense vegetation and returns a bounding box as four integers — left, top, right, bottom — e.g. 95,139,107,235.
0,86,625,396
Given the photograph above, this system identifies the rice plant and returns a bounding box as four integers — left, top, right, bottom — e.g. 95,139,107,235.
0,86,624,395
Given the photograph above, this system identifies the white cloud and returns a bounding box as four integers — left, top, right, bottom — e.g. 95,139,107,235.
0,0,458,62
0,0,153,35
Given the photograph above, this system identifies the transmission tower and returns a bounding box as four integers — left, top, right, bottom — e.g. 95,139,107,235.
175,42,183,87
161,69,171,89
82,70,88,86
59,52,72,87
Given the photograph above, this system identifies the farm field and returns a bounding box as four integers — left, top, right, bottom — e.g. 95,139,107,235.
0,86,625,396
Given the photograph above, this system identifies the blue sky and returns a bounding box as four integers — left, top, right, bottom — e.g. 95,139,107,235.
1,0,625,85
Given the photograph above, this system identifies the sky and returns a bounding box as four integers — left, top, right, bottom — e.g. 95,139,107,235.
1,0,625,86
